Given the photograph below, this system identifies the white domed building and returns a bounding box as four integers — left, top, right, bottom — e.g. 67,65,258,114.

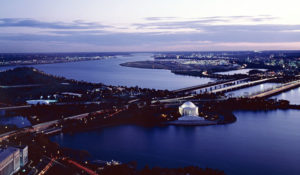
178,101,203,121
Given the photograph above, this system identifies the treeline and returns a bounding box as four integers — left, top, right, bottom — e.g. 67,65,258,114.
0,67,65,85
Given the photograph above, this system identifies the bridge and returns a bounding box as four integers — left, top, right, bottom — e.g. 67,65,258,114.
32,110,105,132
0,107,126,142
172,78,248,93
154,78,274,103
0,105,31,111
210,78,274,94
250,80,300,98
0,101,103,113
0,110,104,141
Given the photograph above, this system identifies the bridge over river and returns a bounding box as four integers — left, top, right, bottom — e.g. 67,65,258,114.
154,77,284,103
250,80,300,98
210,78,275,94
172,78,248,93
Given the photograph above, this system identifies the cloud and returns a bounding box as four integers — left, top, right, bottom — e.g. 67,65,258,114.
144,17,178,21
137,15,280,30
1,25,300,47
0,18,110,29
144,15,278,22
0,16,300,52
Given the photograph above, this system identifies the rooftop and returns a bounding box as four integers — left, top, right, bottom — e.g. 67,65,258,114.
0,147,19,162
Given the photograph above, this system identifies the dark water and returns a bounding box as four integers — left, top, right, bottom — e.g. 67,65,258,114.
51,110,300,175
0,116,31,128
0,53,214,90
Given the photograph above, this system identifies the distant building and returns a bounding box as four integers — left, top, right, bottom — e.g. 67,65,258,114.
178,101,203,121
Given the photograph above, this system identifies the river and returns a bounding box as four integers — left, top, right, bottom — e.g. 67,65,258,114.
0,53,215,90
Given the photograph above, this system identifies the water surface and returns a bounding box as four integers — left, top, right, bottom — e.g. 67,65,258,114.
51,110,300,175
270,87,300,105
0,53,215,90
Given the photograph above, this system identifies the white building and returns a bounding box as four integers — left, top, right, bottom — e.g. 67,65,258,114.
178,101,203,121
0,146,28,175
17,146,28,167
0,147,20,175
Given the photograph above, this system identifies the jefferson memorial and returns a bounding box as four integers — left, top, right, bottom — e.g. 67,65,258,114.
178,101,204,121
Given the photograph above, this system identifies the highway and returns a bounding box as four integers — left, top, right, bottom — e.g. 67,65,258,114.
154,78,270,103
172,78,248,93
211,78,274,94
0,101,103,111
38,157,55,175
32,110,104,132
0,105,31,111
153,95,194,103
0,107,126,142
0,110,103,141
67,159,98,175
0,84,43,89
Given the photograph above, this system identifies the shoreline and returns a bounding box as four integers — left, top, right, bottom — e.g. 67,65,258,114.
0,56,118,68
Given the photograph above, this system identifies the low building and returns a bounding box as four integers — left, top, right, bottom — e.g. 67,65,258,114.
0,147,20,175
178,101,203,121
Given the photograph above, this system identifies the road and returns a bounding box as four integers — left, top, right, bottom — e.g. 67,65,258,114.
172,78,248,93
0,110,103,141
67,159,98,175
251,80,300,98
38,157,55,175
0,101,103,111
0,107,125,142
0,84,43,89
32,110,104,132
0,105,31,111
211,78,274,94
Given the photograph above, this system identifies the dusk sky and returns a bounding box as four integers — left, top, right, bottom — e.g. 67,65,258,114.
1,0,300,52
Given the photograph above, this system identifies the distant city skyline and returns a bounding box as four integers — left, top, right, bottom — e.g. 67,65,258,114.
0,0,300,52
